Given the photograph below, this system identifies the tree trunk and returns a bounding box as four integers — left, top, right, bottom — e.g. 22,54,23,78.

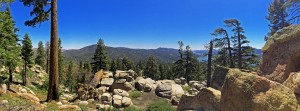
9,68,13,83
237,28,242,69
47,0,59,101
224,30,234,68
23,63,27,86
207,40,213,87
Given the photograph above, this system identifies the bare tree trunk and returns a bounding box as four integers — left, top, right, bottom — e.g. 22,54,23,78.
47,0,59,101
224,30,234,68
207,40,213,87
9,68,13,83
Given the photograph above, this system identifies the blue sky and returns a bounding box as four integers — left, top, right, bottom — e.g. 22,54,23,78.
10,0,271,50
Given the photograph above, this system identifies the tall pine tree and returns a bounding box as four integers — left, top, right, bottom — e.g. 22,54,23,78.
92,38,109,73
35,41,46,69
66,61,75,92
266,0,290,40
0,8,21,84
21,33,34,86
58,38,65,85
21,0,60,101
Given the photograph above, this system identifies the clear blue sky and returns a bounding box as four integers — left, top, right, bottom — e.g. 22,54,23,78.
10,0,271,50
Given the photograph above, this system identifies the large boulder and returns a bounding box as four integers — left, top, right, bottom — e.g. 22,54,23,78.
113,89,129,97
112,95,122,108
121,97,132,107
135,78,153,92
110,82,134,92
283,72,300,94
177,87,221,111
221,68,298,111
100,78,114,87
258,25,300,83
17,93,40,103
90,69,104,87
211,66,229,90
155,83,184,98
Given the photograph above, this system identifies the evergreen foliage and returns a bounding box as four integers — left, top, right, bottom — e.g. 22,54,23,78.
35,41,46,68
92,38,109,73
21,33,34,86
144,55,160,80
66,61,76,92
0,8,21,83
266,0,290,40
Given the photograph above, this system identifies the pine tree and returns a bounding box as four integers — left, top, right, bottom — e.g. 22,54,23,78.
82,62,91,83
144,55,159,80
287,0,300,22
21,33,34,86
45,41,50,74
224,19,244,69
21,0,60,101
121,56,133,71
159,64,167,80
66,61,75,92
184,45,199,82
136,60,144,76
211,28,234,67
0,8,21,84
58,38,65,85
35,41,46,69
92,38,109,73
266,0,290,40
173,41,186,78
110,60,117,72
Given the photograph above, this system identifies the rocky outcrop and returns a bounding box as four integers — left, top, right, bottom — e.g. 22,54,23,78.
90,70,104,87
211,66,229,90
135,78,153,92
283,72,300,94
258,25,300,83
221,68,298,111
177,87,221,111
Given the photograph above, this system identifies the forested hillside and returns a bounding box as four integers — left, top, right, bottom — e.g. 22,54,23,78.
62,45,181,63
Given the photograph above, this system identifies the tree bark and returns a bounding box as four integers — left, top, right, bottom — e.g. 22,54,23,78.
47,0,59,101
224,30,234,68
207,40,213,87
9,68,13,83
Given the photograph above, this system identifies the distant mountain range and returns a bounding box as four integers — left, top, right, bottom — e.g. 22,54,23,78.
62,44,263,64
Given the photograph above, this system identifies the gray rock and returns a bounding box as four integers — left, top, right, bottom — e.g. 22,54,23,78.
78,101,89,105
113,95,122,108
113,89,129,97
155,83,172,98
121,97,132,107
100,78,114,86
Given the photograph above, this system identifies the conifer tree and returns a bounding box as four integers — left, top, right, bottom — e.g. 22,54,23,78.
159,64,167,80
184,45,199,82
21,0,60,101
58,38,65,85
287,0,300,22
224,19,244,69
66,61,75,92
266,0,290,40
21,33,34,86
144,55,159,80
35,41,46,68
121,56,133,70
0,8,21,84
92,38,109,73
207,40,213,87
173,41,186,78
136,60,144,76
110,60,117,72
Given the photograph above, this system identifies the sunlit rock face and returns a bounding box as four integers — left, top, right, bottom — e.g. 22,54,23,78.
258,25,300,83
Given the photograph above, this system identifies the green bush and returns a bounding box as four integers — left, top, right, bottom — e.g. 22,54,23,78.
124,106,143,111
130,90,141,99
182,85,191,91
147,100,176,111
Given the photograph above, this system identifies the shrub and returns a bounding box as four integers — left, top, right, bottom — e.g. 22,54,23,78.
130,90,141,99
182,85,191,91
124,106,143,111
147,100,176,111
